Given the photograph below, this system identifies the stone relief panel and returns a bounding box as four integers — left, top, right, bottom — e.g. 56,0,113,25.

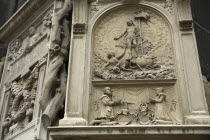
5,11,52,82
89,4,181,126
7,10,52,64
90,85,181,125
93,6,175,81
2,64,40,135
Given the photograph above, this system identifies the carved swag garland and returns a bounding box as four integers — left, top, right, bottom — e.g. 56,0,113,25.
39,0,72,127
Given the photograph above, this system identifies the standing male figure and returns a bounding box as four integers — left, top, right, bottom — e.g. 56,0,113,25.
114,20,140,59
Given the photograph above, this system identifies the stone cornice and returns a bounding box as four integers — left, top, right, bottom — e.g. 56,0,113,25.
49,126,210,139
0,0,54,42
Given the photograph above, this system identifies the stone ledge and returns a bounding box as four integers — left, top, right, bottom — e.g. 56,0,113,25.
92,79,177,85
48,126,210,139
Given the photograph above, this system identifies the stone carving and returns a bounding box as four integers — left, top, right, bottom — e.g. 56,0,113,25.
2,65,39,132
91,87,122,125
73,23,86,34
25,26,38,52
7,38,23,61
7,12,52,64
39,0,72,127
42,11,53,40
159,0,173,15
7,26,39,62
149,87,179,124
89,1,106,19
90,86,180,125
93,7,175,80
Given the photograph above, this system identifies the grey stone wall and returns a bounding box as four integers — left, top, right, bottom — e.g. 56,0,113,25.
0,0,27,27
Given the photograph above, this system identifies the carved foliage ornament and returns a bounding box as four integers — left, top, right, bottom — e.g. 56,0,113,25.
2,65,40,133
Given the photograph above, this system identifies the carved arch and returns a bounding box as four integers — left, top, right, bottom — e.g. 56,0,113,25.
84,2,184,125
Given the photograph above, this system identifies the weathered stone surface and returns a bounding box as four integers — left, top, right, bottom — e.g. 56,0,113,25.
1,0,210,140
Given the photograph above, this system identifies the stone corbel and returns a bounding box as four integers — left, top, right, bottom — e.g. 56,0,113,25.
73,23,86,34
179,20,193,31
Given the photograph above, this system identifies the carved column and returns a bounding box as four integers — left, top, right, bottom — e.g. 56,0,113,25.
59,0,88,126
177,0,210,124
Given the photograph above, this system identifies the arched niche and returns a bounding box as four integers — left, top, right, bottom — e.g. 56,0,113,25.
86,3,183,125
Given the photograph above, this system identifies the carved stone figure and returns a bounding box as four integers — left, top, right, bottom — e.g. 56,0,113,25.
39,0,72,127
149,87,179,124
2,65,39,132
10,82,23,114
25,26,38,52
91,87,122,125
43,11,53,40
114,20,140,59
